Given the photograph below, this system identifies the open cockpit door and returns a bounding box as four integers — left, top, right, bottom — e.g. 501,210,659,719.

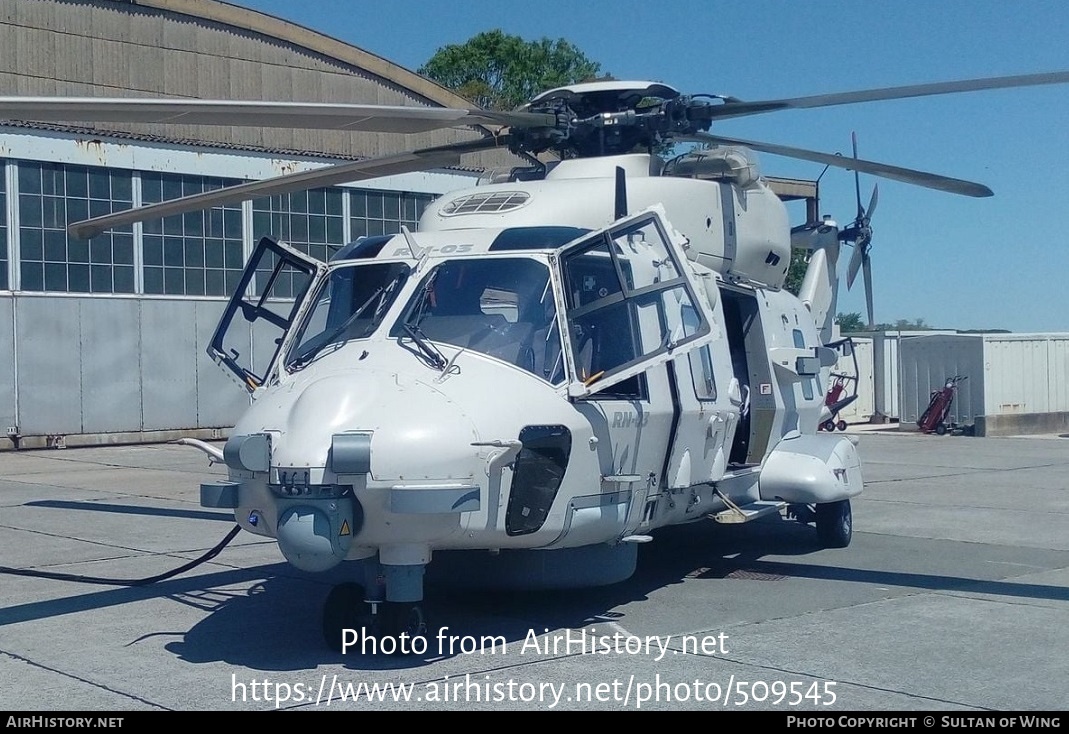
552,208,719,398
209,236,325,392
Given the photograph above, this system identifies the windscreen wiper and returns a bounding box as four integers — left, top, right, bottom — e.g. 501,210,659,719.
402,322,447,371
290,276,400,370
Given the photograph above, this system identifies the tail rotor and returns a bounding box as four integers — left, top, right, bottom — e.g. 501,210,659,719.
842,132,879,327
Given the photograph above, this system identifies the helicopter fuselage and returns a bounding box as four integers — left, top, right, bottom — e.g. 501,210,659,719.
199,152,861,632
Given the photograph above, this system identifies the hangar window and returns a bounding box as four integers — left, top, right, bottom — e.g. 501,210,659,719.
352,190,434,238
252,188,345,298
6,159,453,299
142,173,243,296
254,188,344,263
17,161,134,294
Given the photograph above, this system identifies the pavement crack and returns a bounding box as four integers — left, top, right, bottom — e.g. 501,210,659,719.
866,461,1069,485
0,647,171,710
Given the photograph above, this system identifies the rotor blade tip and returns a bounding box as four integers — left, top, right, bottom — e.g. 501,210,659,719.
68,224,99,240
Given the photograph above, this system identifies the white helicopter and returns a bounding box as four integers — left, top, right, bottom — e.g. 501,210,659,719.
3,71,1067,651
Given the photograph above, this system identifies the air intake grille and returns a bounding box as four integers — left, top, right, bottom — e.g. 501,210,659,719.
441,191,530,216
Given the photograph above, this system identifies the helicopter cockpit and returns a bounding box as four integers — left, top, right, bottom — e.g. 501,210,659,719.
390,257,564,382
207,207,715,403
267,252,566,383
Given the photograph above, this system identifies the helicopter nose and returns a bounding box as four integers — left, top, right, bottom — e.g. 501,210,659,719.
273,374,384,467
227,369,489,574
267,371,482,482
354,378,481,483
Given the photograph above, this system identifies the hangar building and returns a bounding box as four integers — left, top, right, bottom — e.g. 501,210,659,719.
0,0,525,449
1,0,825,450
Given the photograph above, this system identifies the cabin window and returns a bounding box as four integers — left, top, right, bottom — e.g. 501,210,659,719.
560,215,708,391
685,306,717,400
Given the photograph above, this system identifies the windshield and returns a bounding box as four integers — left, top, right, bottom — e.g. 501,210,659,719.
286,261,409,369
391,257,565,383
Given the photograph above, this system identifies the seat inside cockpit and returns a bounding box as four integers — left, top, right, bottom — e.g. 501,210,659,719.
398,257,560,379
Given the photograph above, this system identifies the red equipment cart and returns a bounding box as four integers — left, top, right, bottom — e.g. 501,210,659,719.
918,375,967,435
820,337,860,432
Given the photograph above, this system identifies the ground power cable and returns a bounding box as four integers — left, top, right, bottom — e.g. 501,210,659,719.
0,524,242,586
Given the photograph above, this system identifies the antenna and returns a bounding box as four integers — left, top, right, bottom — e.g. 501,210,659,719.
400,225,422,259
614,166,628,220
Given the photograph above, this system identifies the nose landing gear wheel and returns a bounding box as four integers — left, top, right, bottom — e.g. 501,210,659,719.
322,582,377,653
816,499,852,548
384,602,428,645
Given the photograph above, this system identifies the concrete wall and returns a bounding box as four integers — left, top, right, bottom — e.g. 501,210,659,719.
974,411,1069,437
0,292,250,448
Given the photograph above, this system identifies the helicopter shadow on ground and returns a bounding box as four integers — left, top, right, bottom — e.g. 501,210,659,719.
164,515,826,672
167,503,1069,673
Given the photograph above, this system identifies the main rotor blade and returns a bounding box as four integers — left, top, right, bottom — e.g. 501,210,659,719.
68,137,506,240
707,71,1069,120
0,97,557,133
852,132,863,221
685,132,994,197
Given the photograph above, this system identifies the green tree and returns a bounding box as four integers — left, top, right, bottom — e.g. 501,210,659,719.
419,30,602,110
835,312,866,332
783,248,810,295
868,318,934,332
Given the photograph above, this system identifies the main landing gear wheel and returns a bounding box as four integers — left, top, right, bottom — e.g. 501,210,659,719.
821,420,835,432
816,499,852,548
836,420,848,432
322,582,374,653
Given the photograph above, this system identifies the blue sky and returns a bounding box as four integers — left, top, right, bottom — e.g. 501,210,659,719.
228,0,1069,332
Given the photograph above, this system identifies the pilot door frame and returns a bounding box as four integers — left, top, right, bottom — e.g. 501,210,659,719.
549,208,719,400
208,236,325,392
